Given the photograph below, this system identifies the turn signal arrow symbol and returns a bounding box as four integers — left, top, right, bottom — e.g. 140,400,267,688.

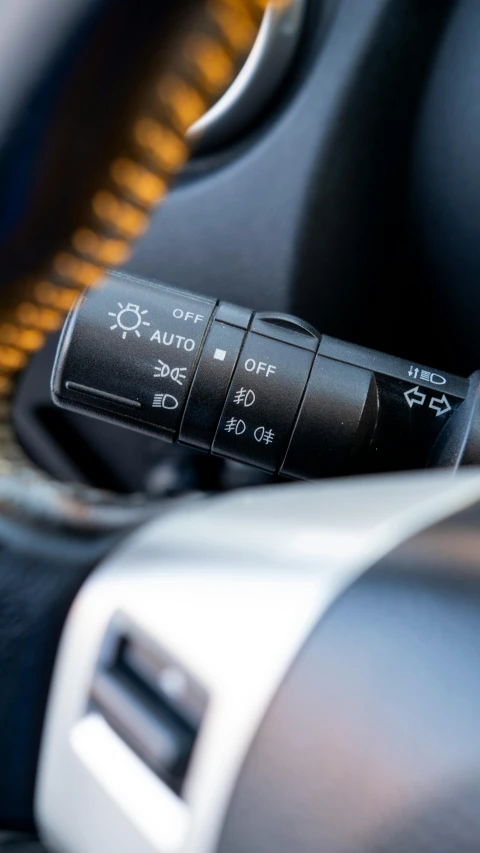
404,386,426,408
429,394,452,417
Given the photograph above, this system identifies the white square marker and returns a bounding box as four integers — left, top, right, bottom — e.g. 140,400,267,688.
213,348,227,361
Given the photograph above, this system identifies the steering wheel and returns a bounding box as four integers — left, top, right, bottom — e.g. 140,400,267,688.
1,2,480,852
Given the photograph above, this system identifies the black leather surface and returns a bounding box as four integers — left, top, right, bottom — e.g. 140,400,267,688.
0,517,121,832
217,502,480,853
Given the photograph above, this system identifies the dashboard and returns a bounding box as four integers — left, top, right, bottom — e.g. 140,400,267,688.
11,0,476,494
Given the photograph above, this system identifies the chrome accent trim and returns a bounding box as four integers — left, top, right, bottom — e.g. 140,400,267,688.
188,0,307,150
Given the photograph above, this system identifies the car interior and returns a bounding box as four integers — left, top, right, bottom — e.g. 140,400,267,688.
1,1,480,851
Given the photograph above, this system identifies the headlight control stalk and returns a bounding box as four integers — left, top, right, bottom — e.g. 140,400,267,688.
51,272,480,479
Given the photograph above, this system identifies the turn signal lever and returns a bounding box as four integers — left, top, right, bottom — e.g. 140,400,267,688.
51,272,480,479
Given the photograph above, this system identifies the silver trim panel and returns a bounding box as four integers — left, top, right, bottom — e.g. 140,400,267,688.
36,470,480,853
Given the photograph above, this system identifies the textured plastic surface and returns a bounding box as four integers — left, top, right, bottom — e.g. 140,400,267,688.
180,322,246,451
319,336,468,400
430,371,480,470
213,303,252,331
52,274,216,440
282,356,378,479
212,332,315,472
250,312,320,351
52,273,473,480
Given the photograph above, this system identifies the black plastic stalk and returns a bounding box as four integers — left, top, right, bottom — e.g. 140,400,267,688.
51,272,474,480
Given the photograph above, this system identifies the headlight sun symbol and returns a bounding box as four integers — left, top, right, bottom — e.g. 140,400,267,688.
108,303,151,340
